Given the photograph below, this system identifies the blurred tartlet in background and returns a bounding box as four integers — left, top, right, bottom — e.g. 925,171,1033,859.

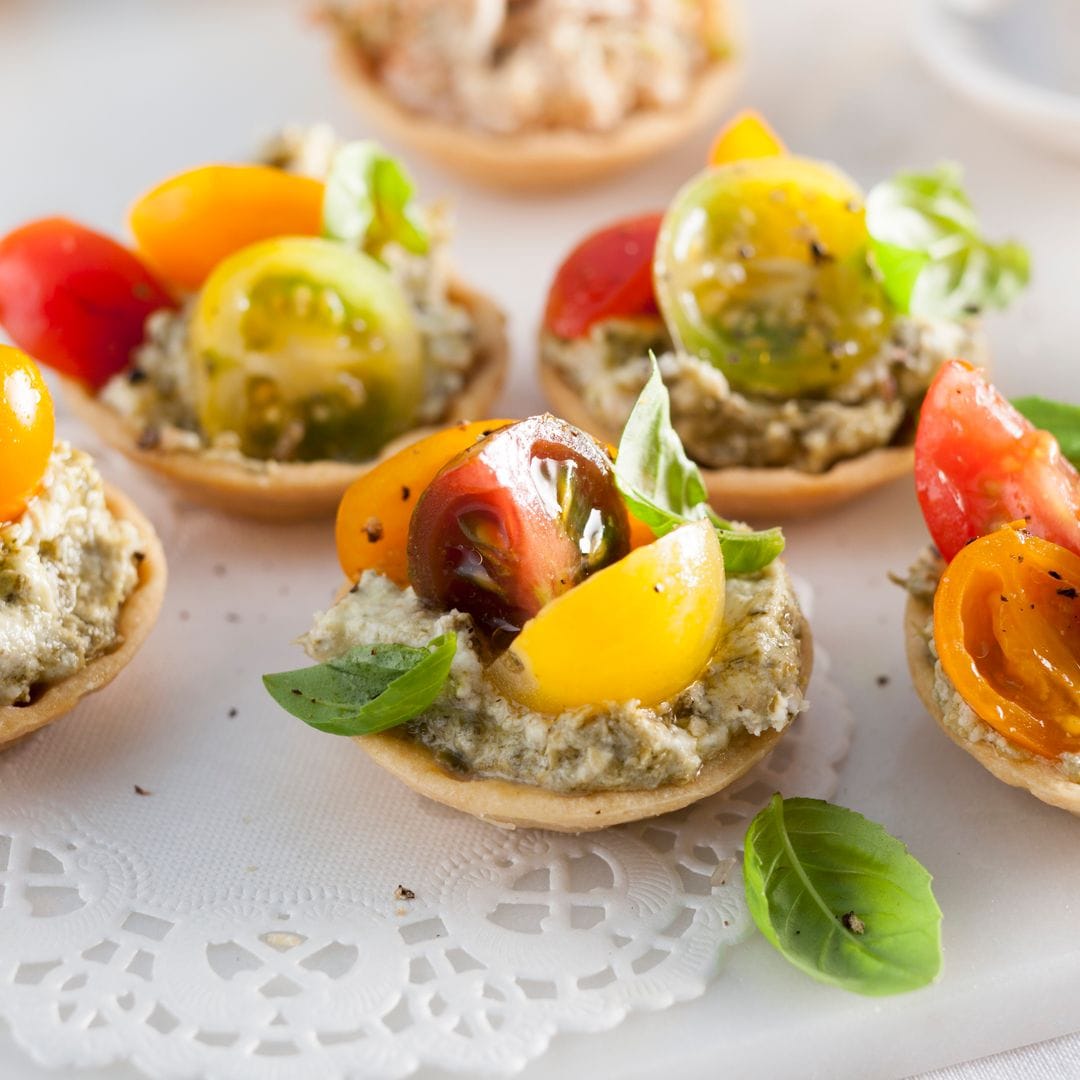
321,0,743,190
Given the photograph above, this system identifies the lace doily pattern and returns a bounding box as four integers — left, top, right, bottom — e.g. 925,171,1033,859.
0,464,851,1079
0,663,849,1080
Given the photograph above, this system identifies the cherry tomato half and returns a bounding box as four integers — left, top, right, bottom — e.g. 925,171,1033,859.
129,165,325,292
935,525,1080,758
915,360,1080,563
407,415,631,641
0,345,55,523
543,214,663,340
190,237,423,462
0,218,175,388
654,157,893,398
335,419,515,586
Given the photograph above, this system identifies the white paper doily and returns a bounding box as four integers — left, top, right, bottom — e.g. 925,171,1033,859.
0,449,852,1080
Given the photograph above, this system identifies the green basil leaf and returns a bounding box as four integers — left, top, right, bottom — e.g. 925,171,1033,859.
614,356,784,574
323,141,429,257
866,164,1029,320
744,795,943,996
262,632,455,736
1013,396,1080,467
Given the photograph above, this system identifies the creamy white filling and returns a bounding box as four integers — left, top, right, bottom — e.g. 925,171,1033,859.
333,0,723,135
0,444,140,707
542,316,981,473
302,561,807,793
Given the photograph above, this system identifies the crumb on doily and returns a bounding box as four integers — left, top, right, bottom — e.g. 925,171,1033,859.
395,885,416,901
134,785,152,796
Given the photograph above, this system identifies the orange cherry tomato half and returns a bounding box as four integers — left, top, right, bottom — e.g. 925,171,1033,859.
0,345,55,523
336,419,515,587
707,109,785,167
129,165,325,291
915,360,1080,562
543,214,663,340
0,217,175,387
935,525,1080,758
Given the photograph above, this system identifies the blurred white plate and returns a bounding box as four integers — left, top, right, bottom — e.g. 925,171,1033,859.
916,0,1080,157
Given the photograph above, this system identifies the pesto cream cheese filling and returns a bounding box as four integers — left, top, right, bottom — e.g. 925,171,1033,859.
302,561,807,793
542,315,982,473
99,126,479,465
0,444,141,707
906,547,1080,784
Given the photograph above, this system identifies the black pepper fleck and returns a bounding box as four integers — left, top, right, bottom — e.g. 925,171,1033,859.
1049,570,1063,580
1058,587,1078,599
841,911,865,935
401,485,411,501
134,785,152,797
228,707,238,719
875,675,889,687
364,517,384,543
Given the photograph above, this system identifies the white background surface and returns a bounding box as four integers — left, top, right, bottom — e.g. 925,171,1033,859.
1,0,1079,1077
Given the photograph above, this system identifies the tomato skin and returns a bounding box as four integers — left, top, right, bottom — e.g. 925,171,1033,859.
335,419,515,586
0,345,55,523
543,214,662,340
915,360,1080,562
408,416,631,640
934,525,1080,758
0,218,175,388
129,165,325,291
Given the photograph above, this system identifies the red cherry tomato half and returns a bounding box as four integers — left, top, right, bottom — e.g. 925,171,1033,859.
543,214,663,339
407,415,631,642
0,217,175,388
915,359,1080,562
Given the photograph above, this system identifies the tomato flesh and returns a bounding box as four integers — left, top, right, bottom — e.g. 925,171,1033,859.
935,526,1080,758
543,214,662,340
915,360,1080,562
654,157,893,397
190,237,422,462
0,346,55,523
0,218,175,388
408,416,631,641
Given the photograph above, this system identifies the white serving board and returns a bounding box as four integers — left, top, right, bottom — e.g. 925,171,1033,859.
1,1,1079,1078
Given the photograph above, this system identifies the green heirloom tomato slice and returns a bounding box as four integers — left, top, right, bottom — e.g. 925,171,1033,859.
190,236,423,462
654,157,894,398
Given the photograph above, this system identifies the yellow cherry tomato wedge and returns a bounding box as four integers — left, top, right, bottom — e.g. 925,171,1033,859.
934,524,1080,758
654,155,893,398
336,419,515,586
708,109,785,166
0,345,55,523
489,520,725,713
129,165,324,291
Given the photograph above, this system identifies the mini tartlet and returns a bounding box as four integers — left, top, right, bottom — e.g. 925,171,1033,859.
0,347,165,749
323,0,742,190
902,360,1080,814
0,128,507,521
265,370,811,831
539,113,1026,519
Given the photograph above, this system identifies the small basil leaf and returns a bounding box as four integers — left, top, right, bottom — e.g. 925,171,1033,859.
614,356,784,574
263,632,455,736
1013,396,1080,467
323,141,429,257
866,164,1029,320
744,795,943,996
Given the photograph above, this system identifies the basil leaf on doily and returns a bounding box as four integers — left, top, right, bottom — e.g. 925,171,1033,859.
743,795,942,996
